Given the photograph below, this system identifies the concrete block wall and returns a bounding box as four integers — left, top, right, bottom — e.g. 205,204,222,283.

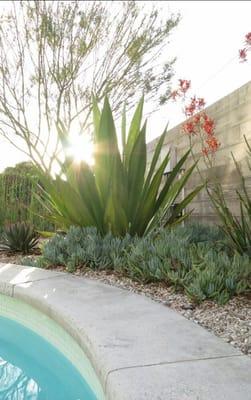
147,81,251,223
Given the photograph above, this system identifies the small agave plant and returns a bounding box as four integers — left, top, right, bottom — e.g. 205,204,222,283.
38,96,203,236
0,222,39,254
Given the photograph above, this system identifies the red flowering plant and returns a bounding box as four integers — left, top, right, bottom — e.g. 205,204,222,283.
210,31,251,255
170,80,220,171
166,33,251,257
239,32,251,62
170,37,251,256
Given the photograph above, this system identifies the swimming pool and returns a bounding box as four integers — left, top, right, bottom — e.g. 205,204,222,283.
0,294,104,400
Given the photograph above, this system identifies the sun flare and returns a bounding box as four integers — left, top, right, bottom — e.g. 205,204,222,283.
67,133,94,166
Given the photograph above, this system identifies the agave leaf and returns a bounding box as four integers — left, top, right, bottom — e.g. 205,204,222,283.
127,121,147,221
93,97,121,209
67,161,104,232
131,151,171,235
156,158,198,213
121,103,127,160
155,149,191,210
92,94,101,136
104,182,128,236
124,96,144,169
144,125,168,189
164,184,204,225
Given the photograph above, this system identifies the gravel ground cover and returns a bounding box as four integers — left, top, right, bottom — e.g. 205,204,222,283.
1,251,250,357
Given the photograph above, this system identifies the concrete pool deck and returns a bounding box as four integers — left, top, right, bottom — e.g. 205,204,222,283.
0,262,250,400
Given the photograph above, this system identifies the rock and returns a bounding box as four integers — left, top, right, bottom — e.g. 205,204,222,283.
181,303,195,310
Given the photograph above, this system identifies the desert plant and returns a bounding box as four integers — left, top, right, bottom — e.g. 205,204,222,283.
0,222,39,254
173,222,225,244
209,137,251,256
124,230,250,303
38,97,203,236
40,226,135,272
171,78,251,256
32,224,251,304
0,162,54,231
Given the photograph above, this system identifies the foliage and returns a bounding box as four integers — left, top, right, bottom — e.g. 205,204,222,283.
0,0,179,172
0,162,53,231
0,222,39,254
171,77,251,256
38,97,202,236
27,224,251,304
206,34,251,255
2,162,38,176
35,226,135,272
173,222,224,244
209,137,251,256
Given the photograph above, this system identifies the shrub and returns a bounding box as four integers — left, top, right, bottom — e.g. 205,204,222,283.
38,97,203,236
124,230,250,303
0,162,54,231
30,224,251,304
41,226,135,272
0,222,39,254
173,222,225,244
210,137,251,256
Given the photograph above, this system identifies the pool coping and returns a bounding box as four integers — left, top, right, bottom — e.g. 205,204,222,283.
0,262,250,400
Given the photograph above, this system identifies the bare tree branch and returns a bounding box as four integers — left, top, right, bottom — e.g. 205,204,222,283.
0,0,179,173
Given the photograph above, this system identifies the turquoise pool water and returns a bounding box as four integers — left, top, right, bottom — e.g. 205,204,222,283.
0,316,97,400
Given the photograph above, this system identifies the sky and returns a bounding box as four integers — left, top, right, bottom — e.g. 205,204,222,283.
0,0,251,171
146,0,251,140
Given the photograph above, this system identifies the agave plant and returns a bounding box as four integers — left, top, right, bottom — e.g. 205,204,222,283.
38,97,203,236
0,222,39,254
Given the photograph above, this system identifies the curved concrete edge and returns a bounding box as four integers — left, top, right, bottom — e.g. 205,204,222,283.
0,262,250,400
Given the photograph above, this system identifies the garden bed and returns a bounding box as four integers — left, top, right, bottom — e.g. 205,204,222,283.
1,251,250,358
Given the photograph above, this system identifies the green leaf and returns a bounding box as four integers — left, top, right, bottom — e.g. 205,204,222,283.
125,96,144,169
127,121,147,221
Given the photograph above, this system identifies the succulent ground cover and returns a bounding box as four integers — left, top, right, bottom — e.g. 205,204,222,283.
21,225,251,305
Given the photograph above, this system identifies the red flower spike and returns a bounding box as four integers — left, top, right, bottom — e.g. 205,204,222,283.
245,32,251,46
201,113,208,121
179,79,191,94
203,118,215,135
185,104,196,116
170,90,180,101
206,136,220,152
239,48,247,62
175,77,220,156
202,147,209,156
185,97,197,116
182,121,196,135
197,98,206,108
193,114,201,124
